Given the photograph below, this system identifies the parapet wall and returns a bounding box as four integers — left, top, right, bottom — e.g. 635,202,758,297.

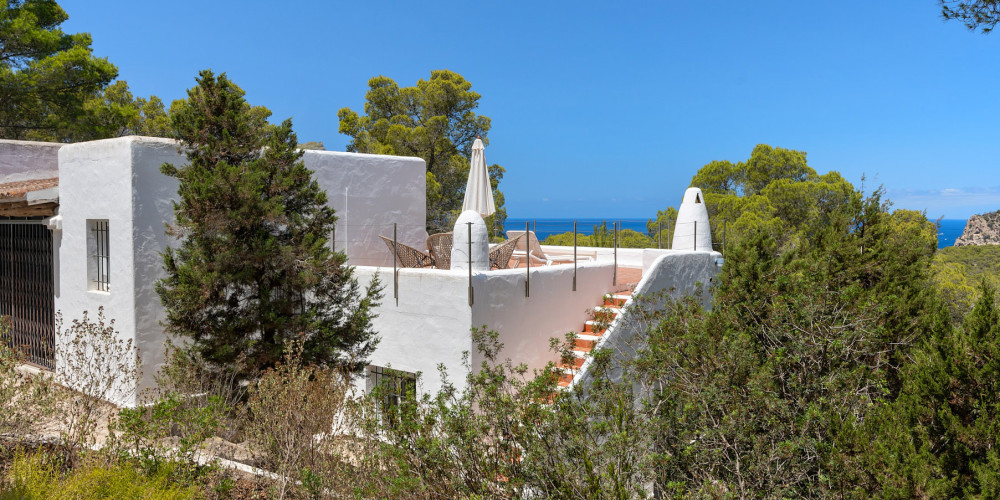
352,260,618,396
0,139,61,183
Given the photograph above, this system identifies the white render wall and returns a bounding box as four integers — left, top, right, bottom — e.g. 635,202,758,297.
574,250,723,390
53,138,428,405
353,260,619,396
56,137,160,406
353,267,474,396
303,150,427,267
471,261,617,375
0,139,60,183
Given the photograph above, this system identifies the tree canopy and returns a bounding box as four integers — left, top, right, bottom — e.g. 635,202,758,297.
65,80,171,141
338,70,506,233
677,144,857,250
941,0,1000,33
157,70,382,379
0,0,117,140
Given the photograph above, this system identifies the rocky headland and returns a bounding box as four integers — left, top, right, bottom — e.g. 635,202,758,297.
954,210,1000,246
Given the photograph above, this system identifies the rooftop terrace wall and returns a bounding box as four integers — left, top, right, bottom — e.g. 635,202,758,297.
353,260,619,396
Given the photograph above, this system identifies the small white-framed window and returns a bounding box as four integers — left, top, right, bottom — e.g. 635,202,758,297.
87,219,110,292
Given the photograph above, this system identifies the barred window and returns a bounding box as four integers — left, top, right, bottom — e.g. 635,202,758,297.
87,219,109,292
366,365,416,414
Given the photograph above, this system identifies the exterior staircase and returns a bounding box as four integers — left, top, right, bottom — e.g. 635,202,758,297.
556,290,632,389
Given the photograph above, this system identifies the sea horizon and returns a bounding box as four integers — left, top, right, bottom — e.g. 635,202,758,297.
506,217,969,250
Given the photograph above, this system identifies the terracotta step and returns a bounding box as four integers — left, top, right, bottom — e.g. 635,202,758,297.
603,294,631,307
592,306,621,323
572,339,596,352
559,356,585,370
582,320,606,334
557,372,573,387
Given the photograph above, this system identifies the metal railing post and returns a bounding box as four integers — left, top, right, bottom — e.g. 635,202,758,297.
667,223,672,250
525,222,530,297
613,221,618,286
467,222,474,306
723,220,727,255
573,220,577,292
657,220,662,249
331,223,336,252
393,223,398,306
693,221,697,252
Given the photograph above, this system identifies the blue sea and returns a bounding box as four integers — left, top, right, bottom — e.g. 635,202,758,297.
506,217,969,249
936,219,967,248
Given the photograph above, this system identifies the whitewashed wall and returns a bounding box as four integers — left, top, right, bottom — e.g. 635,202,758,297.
57,137,148,406
54,138,427,405
130,138,185,400
353,266,473,396
0,139,60,183
303,150,426,267
353,261,618,396
471,262,617,374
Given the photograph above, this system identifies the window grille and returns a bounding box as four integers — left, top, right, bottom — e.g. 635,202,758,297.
366,365,416,414
0,217,55,369
88,220,110,292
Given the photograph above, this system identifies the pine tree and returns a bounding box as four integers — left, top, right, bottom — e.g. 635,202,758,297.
156,70,382,379
856,281,1000,497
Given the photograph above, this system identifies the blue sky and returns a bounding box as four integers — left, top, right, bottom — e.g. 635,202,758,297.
61,0,1000,219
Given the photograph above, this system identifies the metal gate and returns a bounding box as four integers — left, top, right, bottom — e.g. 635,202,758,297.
0,218,55,369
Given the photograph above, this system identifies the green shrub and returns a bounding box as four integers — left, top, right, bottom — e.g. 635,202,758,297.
0,450,200,499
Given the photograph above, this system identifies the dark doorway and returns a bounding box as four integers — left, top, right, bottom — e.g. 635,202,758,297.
0,218,55,369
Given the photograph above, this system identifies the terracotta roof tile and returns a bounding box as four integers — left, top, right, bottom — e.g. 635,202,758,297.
0,177,58,200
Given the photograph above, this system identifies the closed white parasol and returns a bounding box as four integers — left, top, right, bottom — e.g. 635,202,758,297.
462,136,496,217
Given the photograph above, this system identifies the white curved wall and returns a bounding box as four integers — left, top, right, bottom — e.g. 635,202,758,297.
471,262,617,374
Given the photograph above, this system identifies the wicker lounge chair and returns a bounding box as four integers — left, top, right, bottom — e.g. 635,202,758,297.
379,235,434,268
489,233,523,270
426,232,453,269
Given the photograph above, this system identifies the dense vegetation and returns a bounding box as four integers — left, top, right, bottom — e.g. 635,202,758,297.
337,70,507,234
932,244,1000,321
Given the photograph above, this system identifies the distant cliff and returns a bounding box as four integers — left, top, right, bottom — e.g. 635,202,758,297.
954,210,1000,246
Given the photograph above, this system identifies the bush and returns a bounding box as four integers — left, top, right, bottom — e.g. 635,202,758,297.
55,307,139,455
108,343,240,480
244,341,353,498
0,319,59,440
0,449,199,499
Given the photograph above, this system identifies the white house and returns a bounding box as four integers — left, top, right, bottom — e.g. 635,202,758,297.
0,136,722,406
